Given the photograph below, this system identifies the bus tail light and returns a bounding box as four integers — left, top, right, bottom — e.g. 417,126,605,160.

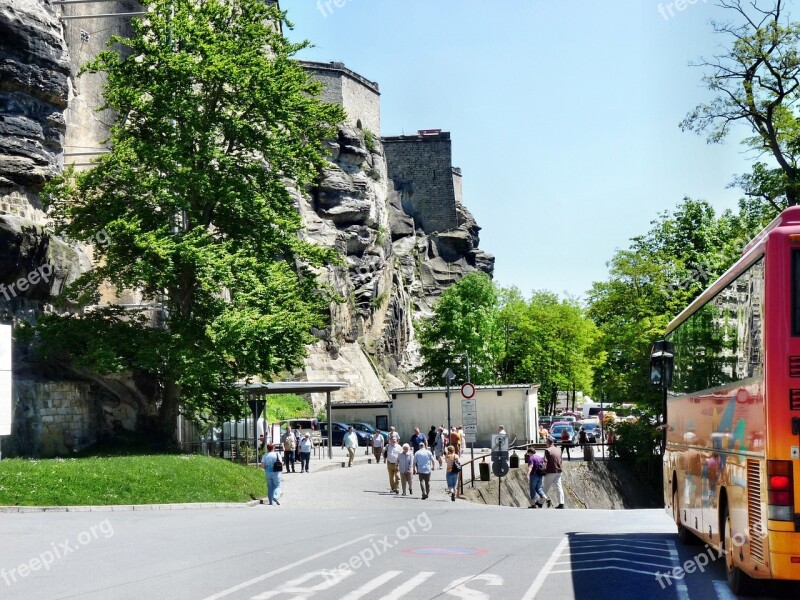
767,461,795,521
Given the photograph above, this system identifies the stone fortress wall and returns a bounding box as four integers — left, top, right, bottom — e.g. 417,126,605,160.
382,132,463,234
298,60,381,137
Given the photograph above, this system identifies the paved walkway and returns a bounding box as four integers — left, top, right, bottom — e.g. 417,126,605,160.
259,446,504,510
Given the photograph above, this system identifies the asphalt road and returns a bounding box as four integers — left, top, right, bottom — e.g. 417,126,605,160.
1,460,798,599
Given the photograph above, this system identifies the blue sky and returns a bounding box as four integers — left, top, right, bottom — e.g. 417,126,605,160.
282,0,768,299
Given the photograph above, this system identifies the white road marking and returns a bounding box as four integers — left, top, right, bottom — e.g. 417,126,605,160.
443,573,504,599
668,539,691,600
551,565,680,576
199,534,375,600
712,580,737,600
339,570,402,600
382,571,435,599
555,556,672,570
520,537,569,600
250,569,353,599
564,548,671,560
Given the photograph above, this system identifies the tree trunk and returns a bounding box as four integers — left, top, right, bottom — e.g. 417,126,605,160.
156,379,181,444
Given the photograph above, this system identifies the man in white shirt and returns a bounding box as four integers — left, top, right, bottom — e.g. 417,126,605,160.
371,430,385,464
343,426,359,467
385,438,401,493
388,426,400,444
413,440,435,499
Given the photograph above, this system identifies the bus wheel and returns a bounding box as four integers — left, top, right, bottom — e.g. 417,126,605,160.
723,506,756,595
674,486,698,545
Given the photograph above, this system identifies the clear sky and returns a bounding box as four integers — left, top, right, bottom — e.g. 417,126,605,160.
281,0,769,299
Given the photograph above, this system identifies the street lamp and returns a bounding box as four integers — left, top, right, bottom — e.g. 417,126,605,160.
442,368,456,434
649,340,674,455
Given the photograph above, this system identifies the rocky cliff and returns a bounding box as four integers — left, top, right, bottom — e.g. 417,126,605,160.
0,1,494,451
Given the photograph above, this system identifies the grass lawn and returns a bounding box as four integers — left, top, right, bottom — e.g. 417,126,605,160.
0,454,266,506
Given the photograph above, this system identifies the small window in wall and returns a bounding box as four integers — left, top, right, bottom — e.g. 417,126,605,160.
376,415,388,430
417,393,423,398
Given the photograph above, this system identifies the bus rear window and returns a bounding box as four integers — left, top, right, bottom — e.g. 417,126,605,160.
793,250,800,336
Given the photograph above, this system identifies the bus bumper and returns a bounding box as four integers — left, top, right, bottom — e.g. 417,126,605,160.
768,531,800,580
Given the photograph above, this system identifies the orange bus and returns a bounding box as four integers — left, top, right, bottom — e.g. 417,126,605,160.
654,207,800,594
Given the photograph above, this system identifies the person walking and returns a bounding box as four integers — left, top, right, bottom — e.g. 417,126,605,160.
427,426,437,450
388,426,400,444
444,445,460,501
371,429,385,464
385,437,401,493
542,438,565,509
435,427,447,470
259,443,282,506
413,440,435,499
526,446,548,508
457,426,466,456
281,426,296,473
560,427,572,461
409,427,426,453
343,426,359,467
398,444,414,495
298,433,312,473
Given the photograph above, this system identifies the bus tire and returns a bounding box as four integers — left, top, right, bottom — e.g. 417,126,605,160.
723,505,756,595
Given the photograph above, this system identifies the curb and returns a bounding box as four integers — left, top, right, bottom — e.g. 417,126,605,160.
0,500,261,513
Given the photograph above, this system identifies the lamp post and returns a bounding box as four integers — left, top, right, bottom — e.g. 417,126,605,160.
649,340,674,456
442,368,455,435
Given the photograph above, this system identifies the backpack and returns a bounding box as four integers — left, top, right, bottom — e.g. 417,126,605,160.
272,452,283,472
535,460,546,477
451,458,462,473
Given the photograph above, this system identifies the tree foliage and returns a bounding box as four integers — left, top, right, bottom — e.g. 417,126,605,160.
36,0,345,439
682,0,800,206
587,199,750,408
415,273,600,412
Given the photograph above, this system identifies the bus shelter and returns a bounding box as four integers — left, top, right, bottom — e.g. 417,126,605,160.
238,381,348,459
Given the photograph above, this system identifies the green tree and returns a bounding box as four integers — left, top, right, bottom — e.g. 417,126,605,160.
499,291,600,415
37,0,345,440
682,0,800,206
415,272,502,385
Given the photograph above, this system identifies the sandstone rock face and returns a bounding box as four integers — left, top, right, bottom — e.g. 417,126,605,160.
299,124,494,404
0,0,69,218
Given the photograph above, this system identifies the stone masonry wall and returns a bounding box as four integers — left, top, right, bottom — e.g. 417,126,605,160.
382,133,460,234
11,380,96,457
300,61,381,137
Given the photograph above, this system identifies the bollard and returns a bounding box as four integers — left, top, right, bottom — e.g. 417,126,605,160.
479,461,490,481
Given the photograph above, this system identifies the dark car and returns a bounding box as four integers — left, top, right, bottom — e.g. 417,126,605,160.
319,422,371,446
348,422,389,444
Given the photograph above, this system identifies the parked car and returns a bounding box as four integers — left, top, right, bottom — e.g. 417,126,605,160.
550,423,578,446
348,422,388,444
319,422,371,446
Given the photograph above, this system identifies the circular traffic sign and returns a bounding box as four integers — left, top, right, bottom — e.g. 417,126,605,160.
492,460,509,477
461,382,475,399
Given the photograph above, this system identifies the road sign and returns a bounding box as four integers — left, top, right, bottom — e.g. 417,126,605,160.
461,397,477,442
460,382,475,398
491,433,509,453
462,411,477,423
492,460,509,477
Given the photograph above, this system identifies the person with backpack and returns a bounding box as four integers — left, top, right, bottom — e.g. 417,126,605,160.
560,427,572,460
259,443,282,506
526,446,549,508
445,445,460,502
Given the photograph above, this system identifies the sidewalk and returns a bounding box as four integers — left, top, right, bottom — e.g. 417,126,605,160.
258,446,505,510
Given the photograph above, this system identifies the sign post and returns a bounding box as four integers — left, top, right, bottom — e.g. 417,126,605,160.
0,324,13,460
461,391,478,488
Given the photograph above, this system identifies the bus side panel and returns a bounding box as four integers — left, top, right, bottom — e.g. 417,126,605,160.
666,381,766,550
